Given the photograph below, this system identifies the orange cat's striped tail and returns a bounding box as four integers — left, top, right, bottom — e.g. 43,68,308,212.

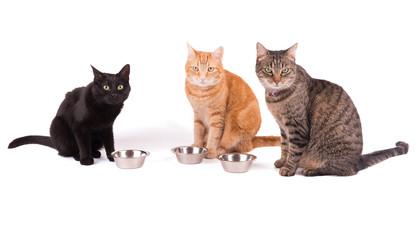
252,136,281,148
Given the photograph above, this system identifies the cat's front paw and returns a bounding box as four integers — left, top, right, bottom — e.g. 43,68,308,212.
205,150,217,159
205,147,225,159
93,150,101,158
279,166,296,176
80,158,94,166
274,159,286,168
107,155,114,162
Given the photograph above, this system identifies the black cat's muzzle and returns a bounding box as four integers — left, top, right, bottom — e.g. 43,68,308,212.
106,94,126,105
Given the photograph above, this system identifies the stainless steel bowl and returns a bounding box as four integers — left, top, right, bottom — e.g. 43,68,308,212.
171,146,208,164
218,153,257,173
111,150,150,169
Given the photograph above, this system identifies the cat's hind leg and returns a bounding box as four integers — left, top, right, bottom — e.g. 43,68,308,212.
219,122,254,154
235,139,254,153
218,129,241,155
50,117,79,160
301,158,358,176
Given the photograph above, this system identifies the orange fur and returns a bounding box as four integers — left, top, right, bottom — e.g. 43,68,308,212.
185,44,280,158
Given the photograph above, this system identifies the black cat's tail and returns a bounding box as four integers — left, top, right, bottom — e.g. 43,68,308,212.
358,141,409,170
8,136,55,149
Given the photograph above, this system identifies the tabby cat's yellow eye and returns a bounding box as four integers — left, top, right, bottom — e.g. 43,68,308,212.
117,85,124,90
103,85,110,91
208,67,214,72
193,66,199,72
265,68,272,73
282,68,289,74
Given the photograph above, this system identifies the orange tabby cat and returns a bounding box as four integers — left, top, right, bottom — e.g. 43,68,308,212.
185,43,280,158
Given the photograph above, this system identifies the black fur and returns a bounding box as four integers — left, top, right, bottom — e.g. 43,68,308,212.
8,64,131,165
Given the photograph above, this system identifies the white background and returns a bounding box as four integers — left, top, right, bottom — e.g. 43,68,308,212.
1,0,416,239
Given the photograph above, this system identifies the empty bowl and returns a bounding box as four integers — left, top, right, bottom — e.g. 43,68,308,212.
218,153,257,173
171,146,208,164
111,150,150,169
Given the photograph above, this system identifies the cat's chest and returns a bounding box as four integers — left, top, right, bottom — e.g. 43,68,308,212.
93,107,120,123
74,104,120,129
188,93,226,127
267,103,285,126
266,98,305,127
194,106,218,127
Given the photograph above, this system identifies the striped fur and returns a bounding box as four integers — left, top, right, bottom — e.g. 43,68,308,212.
255,43,409,176
185,44,280,159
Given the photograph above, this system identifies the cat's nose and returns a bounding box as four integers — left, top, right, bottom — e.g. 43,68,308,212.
200,77,206,82
111,93,117,98
273,75,281,84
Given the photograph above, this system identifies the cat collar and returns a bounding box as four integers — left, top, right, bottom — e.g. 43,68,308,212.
266,91,281,97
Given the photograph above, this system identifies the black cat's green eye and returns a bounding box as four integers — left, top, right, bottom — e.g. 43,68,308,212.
103,85,110,91
282,68,289,74
117,85,124,90
265,68,272,73
208,67,214,72
193,66,199,72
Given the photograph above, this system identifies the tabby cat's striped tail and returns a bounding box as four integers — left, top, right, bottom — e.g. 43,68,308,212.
358,141,409,170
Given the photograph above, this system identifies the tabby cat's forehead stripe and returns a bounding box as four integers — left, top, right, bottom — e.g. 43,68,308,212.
270,55,284,68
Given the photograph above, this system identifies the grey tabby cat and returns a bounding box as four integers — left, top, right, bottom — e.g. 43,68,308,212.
255,43,409,176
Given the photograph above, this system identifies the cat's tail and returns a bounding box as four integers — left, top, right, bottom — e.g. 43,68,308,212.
252,136,281,148
358,141,409,170
8,136,55,149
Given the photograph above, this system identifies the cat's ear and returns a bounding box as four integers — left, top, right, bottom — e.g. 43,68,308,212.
118,64,130,80
91,65,103,80
285,43,298,62
187,42,196,60
212,46,224,62
256,42,269,58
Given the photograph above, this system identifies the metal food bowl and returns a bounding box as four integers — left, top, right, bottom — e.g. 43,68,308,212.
111,150,150,169
218,153,257,173
171,146,208,164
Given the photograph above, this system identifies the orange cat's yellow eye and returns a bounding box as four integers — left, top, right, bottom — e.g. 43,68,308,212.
193,66,199,72
103,85,110,91
208,67,214,72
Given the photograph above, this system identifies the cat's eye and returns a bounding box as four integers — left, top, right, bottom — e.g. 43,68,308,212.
117,85,124,90
282,68,289,74
208,67,214,72
265,68,272,73
103,85,110,91
192,66,199,72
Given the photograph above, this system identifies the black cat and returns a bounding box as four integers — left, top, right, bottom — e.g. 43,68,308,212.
8,64,131,165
